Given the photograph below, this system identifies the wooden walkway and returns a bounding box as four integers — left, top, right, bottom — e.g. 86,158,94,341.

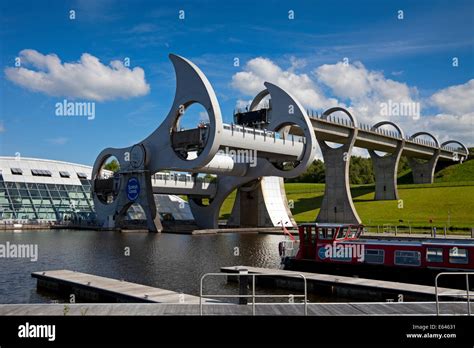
221,266,474,300
32,270,207,304
25,269,472,316
0,302,471,316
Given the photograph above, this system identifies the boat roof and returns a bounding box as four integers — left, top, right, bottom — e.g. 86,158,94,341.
299,223,363,228
343,238,474,247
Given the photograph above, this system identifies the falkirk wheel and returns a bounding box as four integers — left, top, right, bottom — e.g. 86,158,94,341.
92,54,317,232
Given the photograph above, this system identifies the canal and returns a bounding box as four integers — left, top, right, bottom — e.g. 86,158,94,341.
0,229,303,304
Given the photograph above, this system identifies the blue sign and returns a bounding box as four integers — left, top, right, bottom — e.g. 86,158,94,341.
318,246,328,260
126,177,140,201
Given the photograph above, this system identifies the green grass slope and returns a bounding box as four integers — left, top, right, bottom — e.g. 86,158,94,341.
219,181,474,228
219,161,474,228
398,159,474,184
434,159,474,182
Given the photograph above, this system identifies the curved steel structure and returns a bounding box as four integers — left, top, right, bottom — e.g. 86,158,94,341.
92,54,316,231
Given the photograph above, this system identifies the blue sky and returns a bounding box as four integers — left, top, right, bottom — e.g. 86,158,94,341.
0,0,473,165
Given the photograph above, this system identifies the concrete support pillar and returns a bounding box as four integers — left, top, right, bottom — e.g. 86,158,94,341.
316,108,361,224
407,132,441,184
189,176,253,229
227,177,296,228
113,171,163,232
368,121,405,200
407,150,440,184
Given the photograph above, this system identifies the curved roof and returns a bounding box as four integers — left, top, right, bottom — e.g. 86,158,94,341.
0,156,92,169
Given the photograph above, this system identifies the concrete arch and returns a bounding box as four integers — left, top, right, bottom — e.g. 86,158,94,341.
441,140,469,155
316,106,361,224
371,120,405,139
410,131,440,148
408,131,442,184
322,107,358,128
249,89,269,111
368,121,405,200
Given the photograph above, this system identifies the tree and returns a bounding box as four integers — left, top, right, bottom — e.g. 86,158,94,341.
104,159,120,173
286,159,325,183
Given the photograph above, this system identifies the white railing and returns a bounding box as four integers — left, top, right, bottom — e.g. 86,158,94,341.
199,272,308,316
435,272,472,316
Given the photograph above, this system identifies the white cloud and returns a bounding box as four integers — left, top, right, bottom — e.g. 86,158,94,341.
199,111,209,122
315,62,372,100
231,57,338,110
420,112,474,146
430,79,474,115
5,49,150,101
315,61,416,113
235,99,252,110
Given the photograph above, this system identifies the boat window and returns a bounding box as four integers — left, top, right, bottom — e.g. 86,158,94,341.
318,228,336,240
347,227,359,239
426,248,443,263
449,248,469,264
365,249,384,264
336,227,346,239
329,250,352,262
394,250,421,266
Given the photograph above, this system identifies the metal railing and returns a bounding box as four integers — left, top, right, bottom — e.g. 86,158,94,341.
435,272,472,316
200,272,308,316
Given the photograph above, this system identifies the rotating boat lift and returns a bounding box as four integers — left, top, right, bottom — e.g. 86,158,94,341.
92,54,316,232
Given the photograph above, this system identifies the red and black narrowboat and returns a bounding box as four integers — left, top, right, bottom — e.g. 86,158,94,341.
279,223,474,285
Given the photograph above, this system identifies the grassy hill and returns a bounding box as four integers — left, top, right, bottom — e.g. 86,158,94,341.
434,158,474,182
398,158,474,184
219,160,474,229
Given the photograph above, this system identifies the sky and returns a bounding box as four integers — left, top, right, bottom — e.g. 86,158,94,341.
0,0,473,165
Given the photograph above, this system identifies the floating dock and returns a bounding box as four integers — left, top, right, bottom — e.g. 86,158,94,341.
221,266,474,301
32,270,205,304
24,268,472,316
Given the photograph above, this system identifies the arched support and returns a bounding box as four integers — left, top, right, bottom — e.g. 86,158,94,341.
189,176,253,229
441,140,469,163
92,145,162,232
227,177,296,228
408,132,440,184
114,172,163,232
368,121,405,200
316,108,361,224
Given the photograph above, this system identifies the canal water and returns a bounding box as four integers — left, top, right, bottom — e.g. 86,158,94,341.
0,229,309,304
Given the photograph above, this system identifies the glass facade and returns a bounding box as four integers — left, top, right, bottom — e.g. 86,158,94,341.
0,157,196,224
0,173,94,222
